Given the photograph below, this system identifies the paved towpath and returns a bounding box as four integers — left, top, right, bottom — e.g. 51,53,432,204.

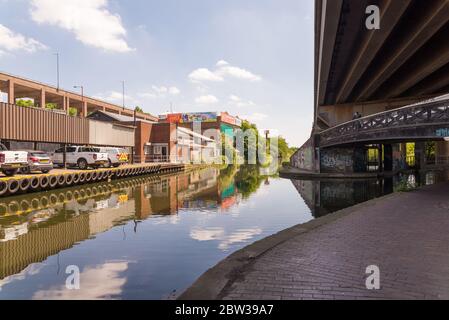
181,182,449,300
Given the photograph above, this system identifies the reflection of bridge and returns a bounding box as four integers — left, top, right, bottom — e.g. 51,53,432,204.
289,1,449,175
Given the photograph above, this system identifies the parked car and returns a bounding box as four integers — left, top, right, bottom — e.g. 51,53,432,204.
19,150,53,174
0,143,28,177
50,146,109,170
98,147,130,168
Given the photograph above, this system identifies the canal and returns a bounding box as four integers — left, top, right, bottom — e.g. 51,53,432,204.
0,166,448,299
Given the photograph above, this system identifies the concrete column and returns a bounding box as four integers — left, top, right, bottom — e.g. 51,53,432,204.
7,80,14,104
82,101,88,117
40,89,46,108
436,141,449,165
415,142,426,170
378,144,384,172
62,95,67,111
384,144,393,172
66,97,70,114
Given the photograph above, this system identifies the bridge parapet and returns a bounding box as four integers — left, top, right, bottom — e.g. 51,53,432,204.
319,97,449,148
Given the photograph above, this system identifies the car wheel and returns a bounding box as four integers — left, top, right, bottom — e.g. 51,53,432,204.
41,170,50,174
3,169,18,177
20,167,31,174
108,159,113,168
77,159,88,170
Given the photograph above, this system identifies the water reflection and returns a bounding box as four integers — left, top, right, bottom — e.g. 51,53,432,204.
292,170,449,218
0,165,305,299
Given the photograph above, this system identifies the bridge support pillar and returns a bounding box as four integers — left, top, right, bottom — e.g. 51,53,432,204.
436,141,449,165
384,144,393,172
378,144,383,172
415,142,426,170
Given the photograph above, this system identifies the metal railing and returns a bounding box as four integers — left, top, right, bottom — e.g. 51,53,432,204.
133,155,177,163
319,98,449,147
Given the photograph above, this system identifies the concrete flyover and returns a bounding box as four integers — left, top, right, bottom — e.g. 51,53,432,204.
289,0,449,175
0,72,158,122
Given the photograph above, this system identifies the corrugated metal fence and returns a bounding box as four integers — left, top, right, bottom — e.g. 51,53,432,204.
0,103,136,147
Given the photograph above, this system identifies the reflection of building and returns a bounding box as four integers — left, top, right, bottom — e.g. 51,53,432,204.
291,179,387,218
0,167,239,280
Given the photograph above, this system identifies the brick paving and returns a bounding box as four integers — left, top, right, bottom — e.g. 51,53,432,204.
222,182,449,300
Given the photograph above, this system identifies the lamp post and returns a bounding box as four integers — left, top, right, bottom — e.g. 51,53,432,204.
54,53,60,91
122,80,125,110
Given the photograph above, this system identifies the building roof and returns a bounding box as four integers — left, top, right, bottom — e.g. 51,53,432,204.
88,110,157,124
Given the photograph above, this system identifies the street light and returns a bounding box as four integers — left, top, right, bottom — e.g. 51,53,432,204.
54,53,60,91
122,80,125,110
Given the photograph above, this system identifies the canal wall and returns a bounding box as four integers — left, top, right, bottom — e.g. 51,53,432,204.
0,163,187,198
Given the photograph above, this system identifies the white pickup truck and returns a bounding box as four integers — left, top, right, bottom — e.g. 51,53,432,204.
0,143,28,176
51,146,109,170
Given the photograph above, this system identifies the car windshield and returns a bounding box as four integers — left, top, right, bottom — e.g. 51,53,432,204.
0,143,7,151
31,152,49,157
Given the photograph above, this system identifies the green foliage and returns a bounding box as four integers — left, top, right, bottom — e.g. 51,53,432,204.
45,103,58,110
68,107,78,117
135,106,143,113
234,165,264,199
16,99,35,108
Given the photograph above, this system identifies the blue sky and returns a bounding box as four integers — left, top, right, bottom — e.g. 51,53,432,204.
0,0,314,146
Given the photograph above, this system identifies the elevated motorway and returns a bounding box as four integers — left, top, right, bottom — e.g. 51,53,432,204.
315,0,449,130
289,0,449,175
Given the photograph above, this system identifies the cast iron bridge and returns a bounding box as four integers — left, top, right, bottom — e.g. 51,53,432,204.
318,96,449,148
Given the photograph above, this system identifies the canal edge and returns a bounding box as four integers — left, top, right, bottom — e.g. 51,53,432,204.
177,190,414,300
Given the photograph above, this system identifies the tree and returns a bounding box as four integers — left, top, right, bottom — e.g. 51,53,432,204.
16,99,35,108
45,103,58,110
135,106,143,113
68,107,78,117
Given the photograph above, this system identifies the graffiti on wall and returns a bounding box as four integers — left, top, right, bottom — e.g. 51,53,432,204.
290,138,314,171
320,149,354,173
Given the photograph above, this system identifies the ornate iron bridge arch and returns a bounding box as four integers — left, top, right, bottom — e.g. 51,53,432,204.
318,96,449,148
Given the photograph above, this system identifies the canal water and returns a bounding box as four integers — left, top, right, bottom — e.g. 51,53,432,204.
0,166,447,299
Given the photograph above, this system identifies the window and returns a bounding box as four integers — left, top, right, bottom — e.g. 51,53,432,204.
154,146,162,155
144,146,151,155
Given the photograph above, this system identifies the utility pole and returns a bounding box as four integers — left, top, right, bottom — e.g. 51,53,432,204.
122,80,125,110
54,53,60,91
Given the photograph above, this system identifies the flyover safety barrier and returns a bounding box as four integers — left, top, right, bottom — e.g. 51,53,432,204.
0,163,185,198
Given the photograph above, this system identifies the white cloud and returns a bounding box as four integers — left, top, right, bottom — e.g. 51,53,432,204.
0,24,47,53
139,85,180,99
190,227,262,251
216,60,229,67
33,262,129,300
189,68,224,82
189,60,262,83
242,112,268,123
168,87,180,96
30,0,133,53
94,91,134,104
195,95,219,105
229,95,241,102
217,65,262,82
229,95,256,108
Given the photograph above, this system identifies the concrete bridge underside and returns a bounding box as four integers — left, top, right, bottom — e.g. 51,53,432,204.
290,0,449,175
316,0,449,129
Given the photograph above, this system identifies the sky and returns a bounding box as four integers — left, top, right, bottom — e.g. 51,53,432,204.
0,0,314,147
